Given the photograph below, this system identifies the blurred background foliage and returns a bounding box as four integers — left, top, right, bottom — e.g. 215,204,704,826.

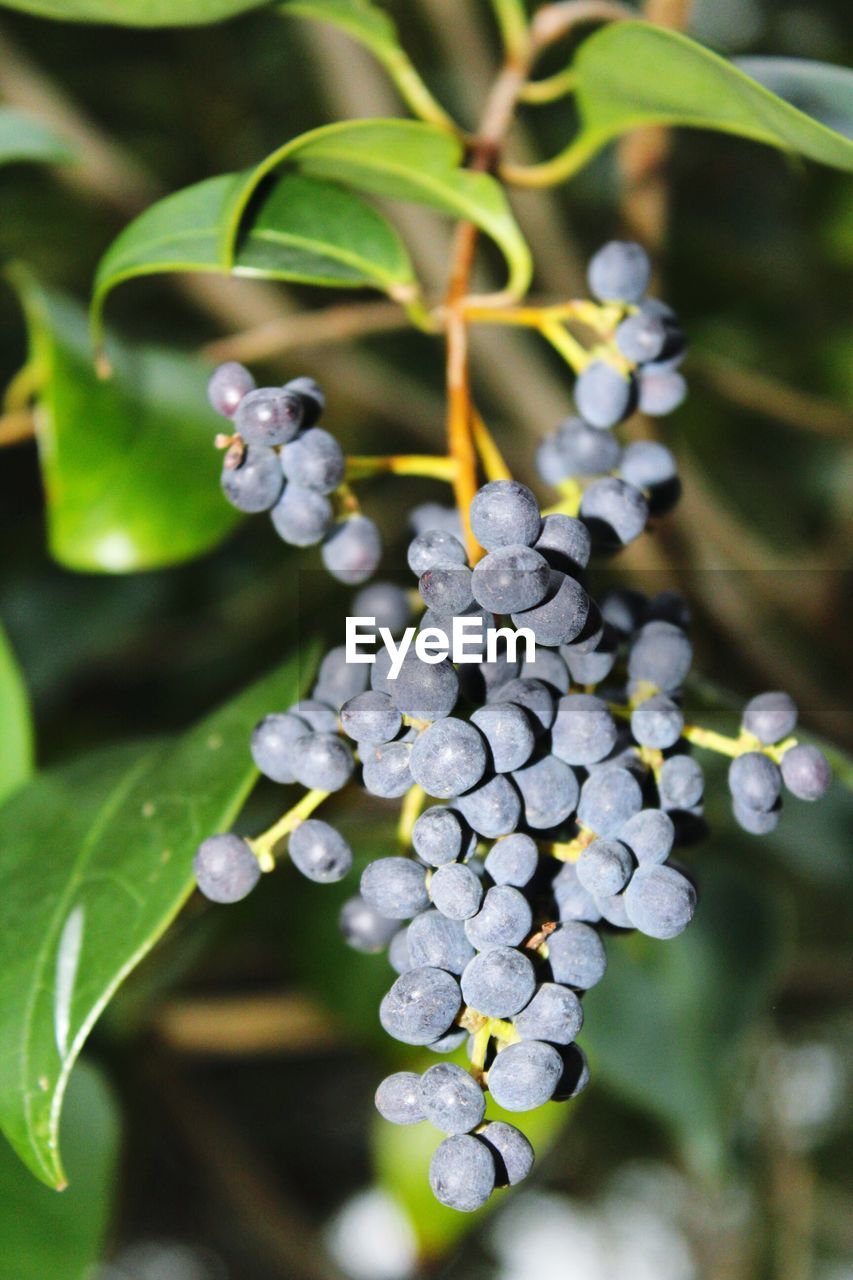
0,1,850,1277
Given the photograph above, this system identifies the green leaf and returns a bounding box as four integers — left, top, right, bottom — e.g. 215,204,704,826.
17,276,240,573
533,23,853,183
733,57,853,138
0,109,74,167
223,119,533,299
0,1062,119,1280
279,0,397,54
0,643,317,1188
0,0,271,25
0,622,34,806
92,170,415,346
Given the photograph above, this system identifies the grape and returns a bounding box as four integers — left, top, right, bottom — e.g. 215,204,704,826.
638,369,687,416
577,838,633,897
580,477,649,547
419,1063,485,1134
624,864,696,939
471,641,521,697
646,590,691,629
536,415,622,484
410,718,488,798
470,702,536,773
595,890,633,929
618,808,674,864
390,650,459,721
221,443,283,513
375,1071,424,1125
430,1027,468,1054
361,856,429,919
552,1043,590,1101
551,693,618,765
207,361,255,417
430,862,484,920
659,755,705,810
314,645,370,710
780,743,831,801
728,752,781,813
615,311,668,364
455,773,521,838
486,1040,563,1111
283,375,324,426
577,766,643,836
321,516,382,584
587,240,651,302
484,833,538,887
235,386,303,446
407,909,475,974
288,819,352,884
512,753,580,830
742,691,798,745
574,361,636,429
380,966,461,1045
429,1134,495,1212
389,927,412,974
534,512,592,573
619,440,677,490
193,834,261,904
461,946,536,1018
478,1121,534,1187
490,677,555,735
420,604,492,658
271,484,333,547
412,806,467,867
339,895,399,953
352,581,410,635
407,528,468,575
250,711,309,784
511,570,590,646
520,647,570,694
628,620,692,694
464,885,532,949
512,982,584,1045
546,921,607,990
419,565,474,615
292,732,355,791
362,739,414,797
410,503,463,538
281,428,344,494
471,545,551,613
733,799,781,835
470,480,541,550
290,699,338,734
552,862,601,924
562,624,618,686
600,587,647,638
340,690,401,744
630,694,684,748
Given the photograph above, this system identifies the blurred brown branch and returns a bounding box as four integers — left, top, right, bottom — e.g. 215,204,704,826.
691,351,853,439
156,991,341,1056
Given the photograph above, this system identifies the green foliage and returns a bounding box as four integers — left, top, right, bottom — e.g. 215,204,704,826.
278,0,399,58
0,109,74,168
0,623,34,806
17,277,239,573
734,56,853,138
92,171,415,345
0,0,271,24
0,643,315,1188
0,1063,119,1280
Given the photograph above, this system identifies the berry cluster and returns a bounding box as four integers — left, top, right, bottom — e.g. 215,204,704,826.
193,240,831,1214
210,365,381,584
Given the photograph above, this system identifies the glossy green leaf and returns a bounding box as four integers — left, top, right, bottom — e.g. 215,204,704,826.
18,277,239,573
0,643,317,1188
223,119,533,298
733,57,853,137
92,170,415,345
0,622,34,806
0,109,74,167
536,23,853,183
0,1062,119,1280
0,0,271,25
583,857,788,1174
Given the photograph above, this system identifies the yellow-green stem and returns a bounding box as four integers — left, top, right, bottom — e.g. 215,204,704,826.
520,64,578,103
397,784,427,846
249,789,330,872
345,453,459,483
540,317,592,372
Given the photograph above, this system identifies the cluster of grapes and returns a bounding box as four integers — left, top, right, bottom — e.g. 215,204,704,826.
209,365,381,584
192,240,832,1214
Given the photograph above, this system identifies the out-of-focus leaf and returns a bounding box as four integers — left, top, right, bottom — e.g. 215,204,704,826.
91,171,415,346
583,857,788,1174
279,0,398,56
0,1062,119,1280
535,24,853,181
0,644,317,1188
734,57,853,138
223,119,532,299
0,0,271,24
17,277,239,573
0,621,34,805
0,109,74,167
